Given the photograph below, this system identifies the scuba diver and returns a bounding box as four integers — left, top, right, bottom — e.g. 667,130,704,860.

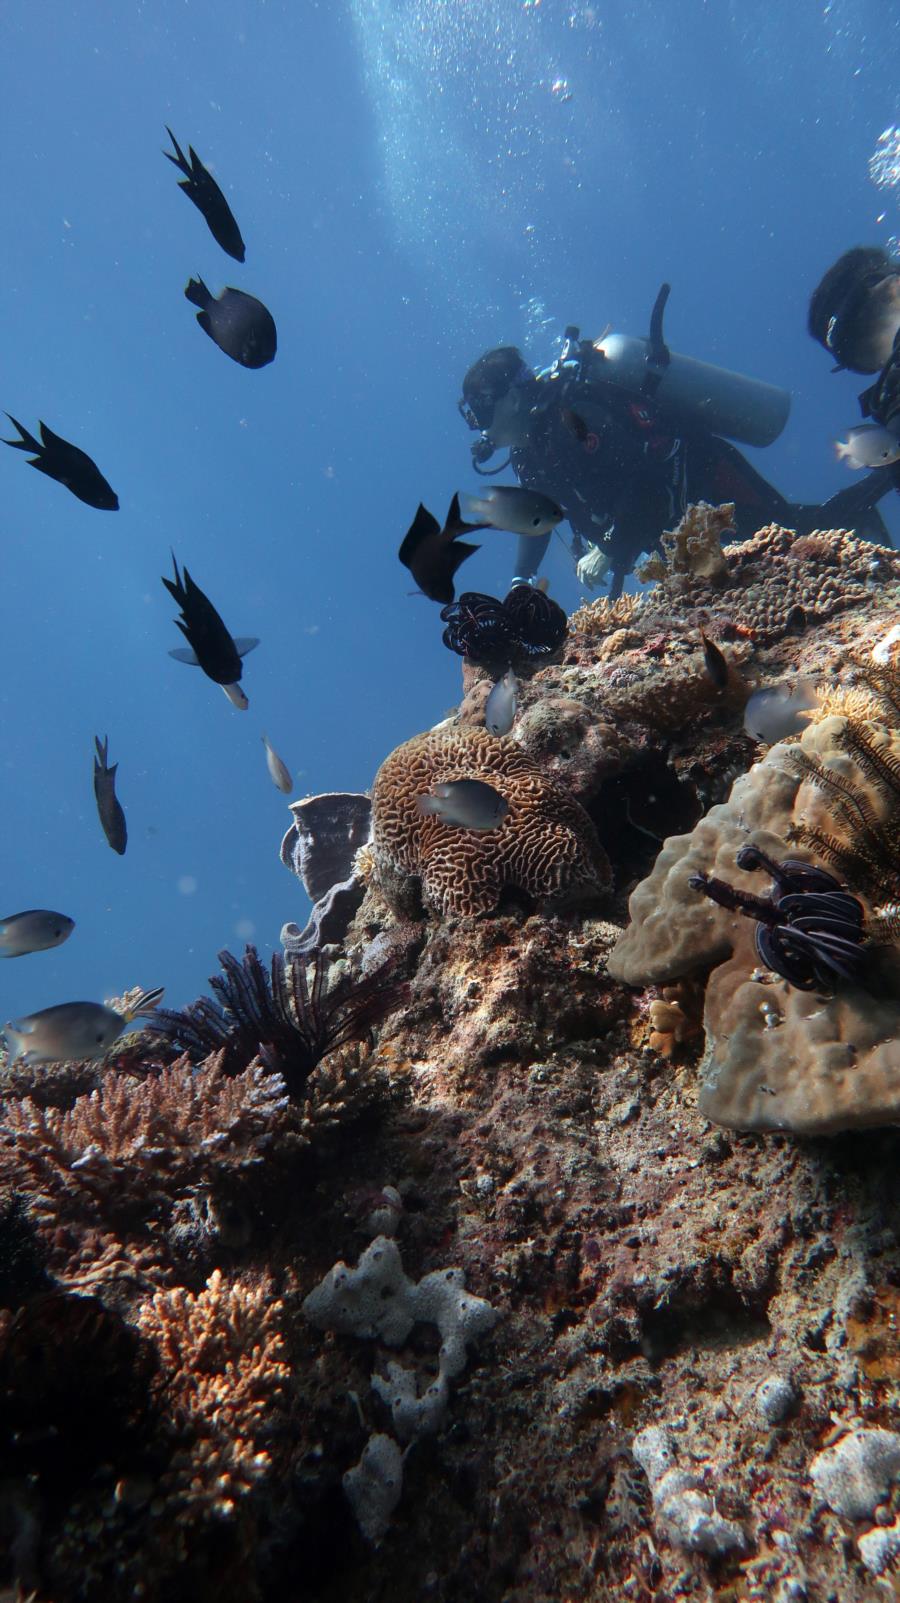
459,284,894,599
808,245,900,483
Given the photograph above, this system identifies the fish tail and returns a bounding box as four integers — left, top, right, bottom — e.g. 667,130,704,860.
416,796,441,817
2,414,41,454
163,126,190,176
184,276,211,309
2,1024,26,1062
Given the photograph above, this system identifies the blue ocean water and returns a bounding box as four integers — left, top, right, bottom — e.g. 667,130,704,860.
2,0,899,1016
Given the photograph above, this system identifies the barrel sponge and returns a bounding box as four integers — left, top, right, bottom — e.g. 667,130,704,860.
608,718,900,1135
371,727,610,919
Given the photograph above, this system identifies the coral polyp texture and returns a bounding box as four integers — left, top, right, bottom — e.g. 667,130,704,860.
370,726,610,918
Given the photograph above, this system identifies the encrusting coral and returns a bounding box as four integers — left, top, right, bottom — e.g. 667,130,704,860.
370,725,610,918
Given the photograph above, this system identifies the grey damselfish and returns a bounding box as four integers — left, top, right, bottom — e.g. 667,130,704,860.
485,669,518,736
416,778,509,831
0,910,75,958
460,485,563,538
262,733,293,794
3,986,164,1067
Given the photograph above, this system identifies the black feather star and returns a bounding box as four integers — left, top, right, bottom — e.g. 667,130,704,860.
150,945,408,1099
440,584,567,666
689,844,867,992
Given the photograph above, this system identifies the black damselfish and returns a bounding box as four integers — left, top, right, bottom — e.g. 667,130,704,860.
3,416,118,509
184,279,277,369
162,553,259,709
164,127,246,262
399,494,483,603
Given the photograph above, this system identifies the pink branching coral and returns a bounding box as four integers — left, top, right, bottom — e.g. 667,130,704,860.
0,1053,290,1234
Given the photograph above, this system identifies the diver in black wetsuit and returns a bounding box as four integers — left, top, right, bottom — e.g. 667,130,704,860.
808,246,900,483
460,285,893,599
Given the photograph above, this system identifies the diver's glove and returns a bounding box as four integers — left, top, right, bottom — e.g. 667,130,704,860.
575,542,611,590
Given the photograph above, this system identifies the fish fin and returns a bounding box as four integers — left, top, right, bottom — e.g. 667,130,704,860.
169,646,200,665
421,539,481,602
416,795,441,816
3,414,41,454
398,503,441,565
163,126,191,175
184,276,211,309
37,421,69,451
93,734,111,770
444,491,487,539
233,636,260,658
161,550,187,606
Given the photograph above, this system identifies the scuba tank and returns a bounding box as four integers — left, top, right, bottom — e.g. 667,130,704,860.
577,285,791,448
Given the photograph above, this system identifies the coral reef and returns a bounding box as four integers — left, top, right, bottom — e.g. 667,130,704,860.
3,517,900,1603
370,725,610,918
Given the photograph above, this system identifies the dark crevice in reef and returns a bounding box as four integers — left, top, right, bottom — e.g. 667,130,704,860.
590,756,704,886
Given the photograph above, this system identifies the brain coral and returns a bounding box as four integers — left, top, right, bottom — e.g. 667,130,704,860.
371,727,610,918
608,714,900,1135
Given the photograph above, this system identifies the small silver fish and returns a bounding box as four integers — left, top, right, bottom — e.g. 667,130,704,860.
0,909,75,958
485,669,518,737
262,733,293,794
416,779,509,831
3,985,164,1067
743,679,820,744
834,424,900,469
460,485,563,538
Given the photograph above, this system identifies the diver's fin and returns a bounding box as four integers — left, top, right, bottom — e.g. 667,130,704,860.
233,637,260,658
3,414,41,454
820,466,895,521
399,503,441,565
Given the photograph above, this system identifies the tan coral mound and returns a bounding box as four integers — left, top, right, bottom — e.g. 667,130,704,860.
639,518,898,643
608,715,900,1135
371,727,610,918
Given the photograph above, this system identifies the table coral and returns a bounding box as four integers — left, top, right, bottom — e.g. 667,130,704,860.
370,726,610,918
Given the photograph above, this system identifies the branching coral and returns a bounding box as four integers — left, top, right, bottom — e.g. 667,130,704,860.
151,944,408,1097
0,1053,290,1241
371,726,609,919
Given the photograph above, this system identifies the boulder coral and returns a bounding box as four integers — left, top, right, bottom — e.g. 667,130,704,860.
608,713,900,1134
370,726,610,918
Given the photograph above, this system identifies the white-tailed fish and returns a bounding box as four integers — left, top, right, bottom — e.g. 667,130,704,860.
459,485,563,538
416,779,509,831
3,985,164,1067
0,910,75,958
262,733,293,794
485,669,518,737
834,424,900,470
163,553,258,708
